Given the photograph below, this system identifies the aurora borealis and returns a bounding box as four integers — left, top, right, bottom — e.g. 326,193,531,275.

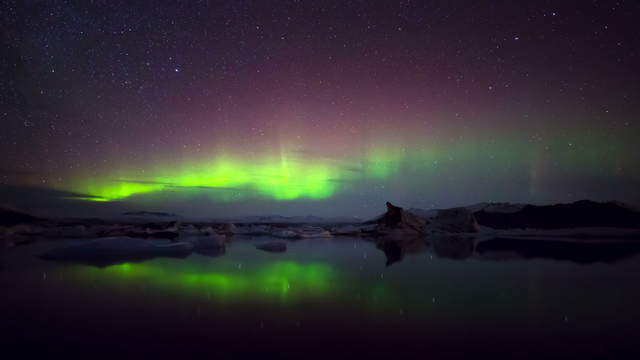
2,1,639,217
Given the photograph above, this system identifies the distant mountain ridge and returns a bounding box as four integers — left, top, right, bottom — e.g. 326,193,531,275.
465,202,527,214
472,200,640,229
0,208,41,226
3,200,638,230
400,200,639,230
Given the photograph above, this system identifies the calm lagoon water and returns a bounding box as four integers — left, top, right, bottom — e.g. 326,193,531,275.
2,236,640,358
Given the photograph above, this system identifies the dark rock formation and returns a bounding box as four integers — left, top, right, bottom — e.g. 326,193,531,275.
369,202,427,234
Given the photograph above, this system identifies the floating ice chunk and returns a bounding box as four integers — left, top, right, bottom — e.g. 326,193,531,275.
236,224,271,235
297,230,332,238
271,229,300,239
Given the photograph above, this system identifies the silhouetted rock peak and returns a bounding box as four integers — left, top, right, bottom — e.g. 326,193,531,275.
376,202,427,234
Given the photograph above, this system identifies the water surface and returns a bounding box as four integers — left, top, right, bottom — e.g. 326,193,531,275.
2,236,640,358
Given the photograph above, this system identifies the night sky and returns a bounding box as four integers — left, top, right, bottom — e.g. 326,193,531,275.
1,0,639,218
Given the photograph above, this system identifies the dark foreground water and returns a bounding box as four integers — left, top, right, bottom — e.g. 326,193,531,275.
2,236,640,359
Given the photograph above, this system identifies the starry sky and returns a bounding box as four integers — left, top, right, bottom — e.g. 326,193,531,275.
1,0,639,218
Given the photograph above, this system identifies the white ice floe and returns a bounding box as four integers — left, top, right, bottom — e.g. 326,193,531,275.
331,224,363,235
269,226,333,239
235,224,271,235
297,230,333,238
270,229,300,239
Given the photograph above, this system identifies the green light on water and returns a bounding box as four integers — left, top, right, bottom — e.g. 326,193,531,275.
82,261,336,301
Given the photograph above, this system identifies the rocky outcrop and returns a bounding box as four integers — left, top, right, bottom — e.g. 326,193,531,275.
365,202,480,235
368,202,427,235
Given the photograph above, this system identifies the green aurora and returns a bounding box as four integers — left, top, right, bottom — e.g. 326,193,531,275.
60,133,633,204
68,154,345,202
